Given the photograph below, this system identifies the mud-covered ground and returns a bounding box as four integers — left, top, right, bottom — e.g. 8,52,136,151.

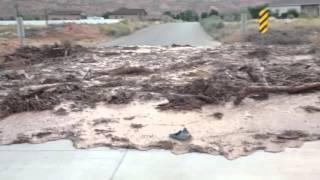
0,44,319,159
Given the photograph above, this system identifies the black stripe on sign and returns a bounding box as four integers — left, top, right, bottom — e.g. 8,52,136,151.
259,16,268,26
259,24,268,32
259,10,269,19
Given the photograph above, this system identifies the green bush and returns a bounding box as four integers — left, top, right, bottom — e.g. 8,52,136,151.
221,12,241,22
177,10,199,22
164,10,199,21
163,11,175,18
201,12,209,19
287,9,300,18
248,4,268,19
102,12,111,19
200,16,224,34
209,9,219,16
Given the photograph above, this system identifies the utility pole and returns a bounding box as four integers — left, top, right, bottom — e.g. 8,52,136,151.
241,13,247,35
14,1,25,46
14,3,20,17
240,0,248,37
44,8,49,26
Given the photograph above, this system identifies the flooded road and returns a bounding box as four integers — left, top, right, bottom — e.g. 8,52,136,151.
0,44,319,162
1,92,320,160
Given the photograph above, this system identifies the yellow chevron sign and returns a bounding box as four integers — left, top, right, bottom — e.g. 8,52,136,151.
258,8,269,34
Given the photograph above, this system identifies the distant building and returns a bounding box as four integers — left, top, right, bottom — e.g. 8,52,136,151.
48,10,84,20
109,8,147,20
269,0,320,17
87,16,105,20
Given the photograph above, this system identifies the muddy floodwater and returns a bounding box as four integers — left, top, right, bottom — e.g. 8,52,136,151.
0,44,319,159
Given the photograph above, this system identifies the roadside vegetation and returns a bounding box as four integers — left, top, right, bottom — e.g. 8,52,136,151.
0,20,153,56
164,9,219,22
99,20,150,37
200,5,320,48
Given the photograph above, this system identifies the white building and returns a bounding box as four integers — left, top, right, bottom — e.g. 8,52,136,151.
269,0,320,17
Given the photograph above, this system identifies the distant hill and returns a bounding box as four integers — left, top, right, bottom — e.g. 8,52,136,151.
0,0,269,18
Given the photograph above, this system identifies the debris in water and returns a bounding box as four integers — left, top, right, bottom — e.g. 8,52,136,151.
212,112,224,120
54,108,69,116
130,124,144,129
169,128,192,141
302,105,320,113
123,116,135,121
109,66,152,76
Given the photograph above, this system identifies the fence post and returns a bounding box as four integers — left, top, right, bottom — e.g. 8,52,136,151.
16,17,25,46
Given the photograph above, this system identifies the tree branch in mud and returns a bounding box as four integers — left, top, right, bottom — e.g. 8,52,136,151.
234,82,320,105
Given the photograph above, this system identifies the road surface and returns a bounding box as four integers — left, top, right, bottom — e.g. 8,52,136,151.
1,140,320,180
104,22,219,47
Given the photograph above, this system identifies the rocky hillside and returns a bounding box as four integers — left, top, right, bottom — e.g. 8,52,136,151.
0,0,268,18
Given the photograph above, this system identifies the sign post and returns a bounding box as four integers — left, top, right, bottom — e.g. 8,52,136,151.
258,8,269,34
258,7,269,47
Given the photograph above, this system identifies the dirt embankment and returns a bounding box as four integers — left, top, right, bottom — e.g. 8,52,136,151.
0,44,319,159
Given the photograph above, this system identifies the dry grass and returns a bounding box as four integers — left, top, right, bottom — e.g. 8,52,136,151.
99,20,152,38
0,21,153,54
0,25,16,37
203,18,320,45
310,35,320,57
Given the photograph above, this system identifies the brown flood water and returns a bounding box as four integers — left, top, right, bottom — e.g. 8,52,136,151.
0,92,320,160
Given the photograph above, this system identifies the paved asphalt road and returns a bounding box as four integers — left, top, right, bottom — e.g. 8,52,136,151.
104,22,220,47
1,140,320,180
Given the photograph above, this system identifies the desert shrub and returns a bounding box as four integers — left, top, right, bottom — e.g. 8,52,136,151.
220,11,242,22
310,35,320,56
100,21,131,37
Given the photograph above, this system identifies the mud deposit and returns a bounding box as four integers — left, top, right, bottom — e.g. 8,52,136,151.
0,44,320,159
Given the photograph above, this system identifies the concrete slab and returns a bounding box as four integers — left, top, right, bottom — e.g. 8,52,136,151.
113,142,320,180
1,140,320,180
0,140,126,180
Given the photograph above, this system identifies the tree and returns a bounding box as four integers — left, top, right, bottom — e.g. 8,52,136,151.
201,12,209,19
164,11,175,18
248,4,267,19
209,9,219,16
287,9,299,18
178,10,199,22
280,12,288,19
102,12,111,19
270,11,280,18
